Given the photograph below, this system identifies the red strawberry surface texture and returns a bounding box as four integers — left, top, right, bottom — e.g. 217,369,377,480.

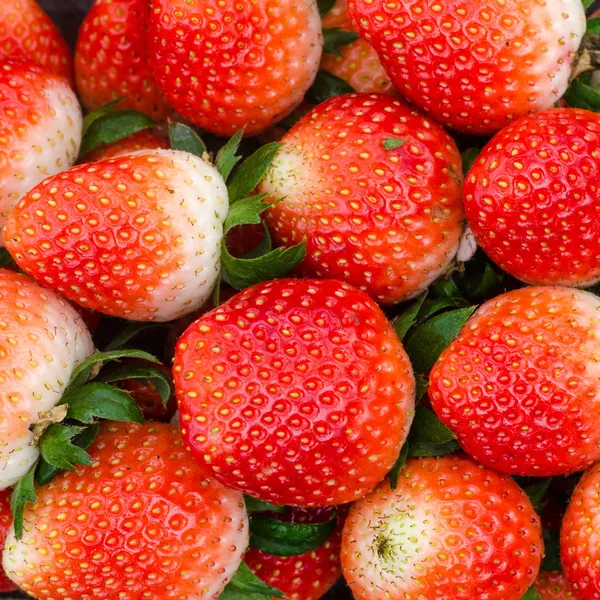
4,149,228,322
465,108,600,287
260,94,464,305
148,0,323,136
2,422,249,599
535,572,574,600
80,129,169,163
0,491,17,593
174,278,415,507
430,286,600,477
347,0,586,134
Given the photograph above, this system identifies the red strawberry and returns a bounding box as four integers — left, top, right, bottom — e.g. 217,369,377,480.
347,0,586,134
80,129,169,163
464,108,600,288
0,268,94,489
0,58,82,238
245,507,342,600
75,0,172,121
562,461,600,600
0,0,73,83
2,422,249,599
173,278,415,507
322,0,349,29
0,491,17,593
4,149,228,322
535,572,574,600
341,455,543,600
148,0,323,136
259,94,464,305
429,286,600,477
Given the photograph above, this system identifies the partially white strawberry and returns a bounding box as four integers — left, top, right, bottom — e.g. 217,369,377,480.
0,269,94,489
0,59,82,241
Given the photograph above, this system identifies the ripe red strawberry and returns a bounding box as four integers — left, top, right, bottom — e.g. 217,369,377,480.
245,507,342,600
148,0,323,136
3,422,249,599
429,286,600,477
464,108,600,287
75,0,172,121
535,572,574,600
0,0,73,83
347,0,586,134
562,461,600,600
0,58,82,238
322,0,349,28
4,149,228,322
0,491,17,593
173,278,415,507
0,268,94,490
259,94,464,305
341,455,543,600
80,129,169,163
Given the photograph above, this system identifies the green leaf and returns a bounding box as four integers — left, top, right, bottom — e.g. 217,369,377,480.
36,424,99,486
322,28,360,56
404,306,476,372
416,297,470,324
408,438,460,458
0,247,17,269
168,122,207,158
392,294,427,341
563,79,600,112
458,259,504,300
11,464,37,540
520,586,541,600
250,514,337,557
430,277,464,299
216,130,244,181
82,97,124,135
67,349,160,392
64,382,144,425
520,479,551,514
80,110,156,156
318,0,336,17
388,442,410,490
306,70,355,104
221,242,306,290
220,561,284,600
461,146,482,174
224,194,271,235
411,406,455,444
414,373,429,402
244,496,287,514
541,529,562,572
583,0,595,9
228,143,282,204
103,322,169,351
99,364,173,404
39,424,92,472
383,138,406,151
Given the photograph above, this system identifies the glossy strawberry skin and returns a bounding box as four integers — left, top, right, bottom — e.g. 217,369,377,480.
342,455,543,600
3,422,249,599
347,0,585,134
245,507,342,600
149,0,323,136
0,0,73,83
75,0,172,121
429,286,600,477
260,94,464,305
535,572,574,600
80,129,169,163
0,491,17,593
464,108,600,287
174,278,415,507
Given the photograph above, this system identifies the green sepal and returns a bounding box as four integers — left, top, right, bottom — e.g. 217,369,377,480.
322,28,360,56
220,561,284,600
99,364,173,405
169,122,207,158
306,70,354,104
11,465,37,540
39,424,92,472
216,130,244,181
387,442,410,490
228,143,281,204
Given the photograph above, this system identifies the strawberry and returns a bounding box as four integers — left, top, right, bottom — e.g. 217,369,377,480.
80,129,169,163
4,149,229,322
0,58,82,240
0,0,73,83
0,268,94,490
3,422,249,599
429,286,600,477
322,0,349,29
347,0,586,134
148,0,323,136
464,108,600,288
535,572,574,600
0,491,17,593
245,507,342,600
341,455,543,600
75,0,172,121
561,461,600,600
259,94,464,305
174,278,415,507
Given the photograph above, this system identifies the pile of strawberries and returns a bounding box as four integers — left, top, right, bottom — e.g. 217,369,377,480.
2,0,600,599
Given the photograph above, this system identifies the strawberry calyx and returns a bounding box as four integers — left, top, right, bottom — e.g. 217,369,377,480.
322,27,360,56
221,561,284,600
